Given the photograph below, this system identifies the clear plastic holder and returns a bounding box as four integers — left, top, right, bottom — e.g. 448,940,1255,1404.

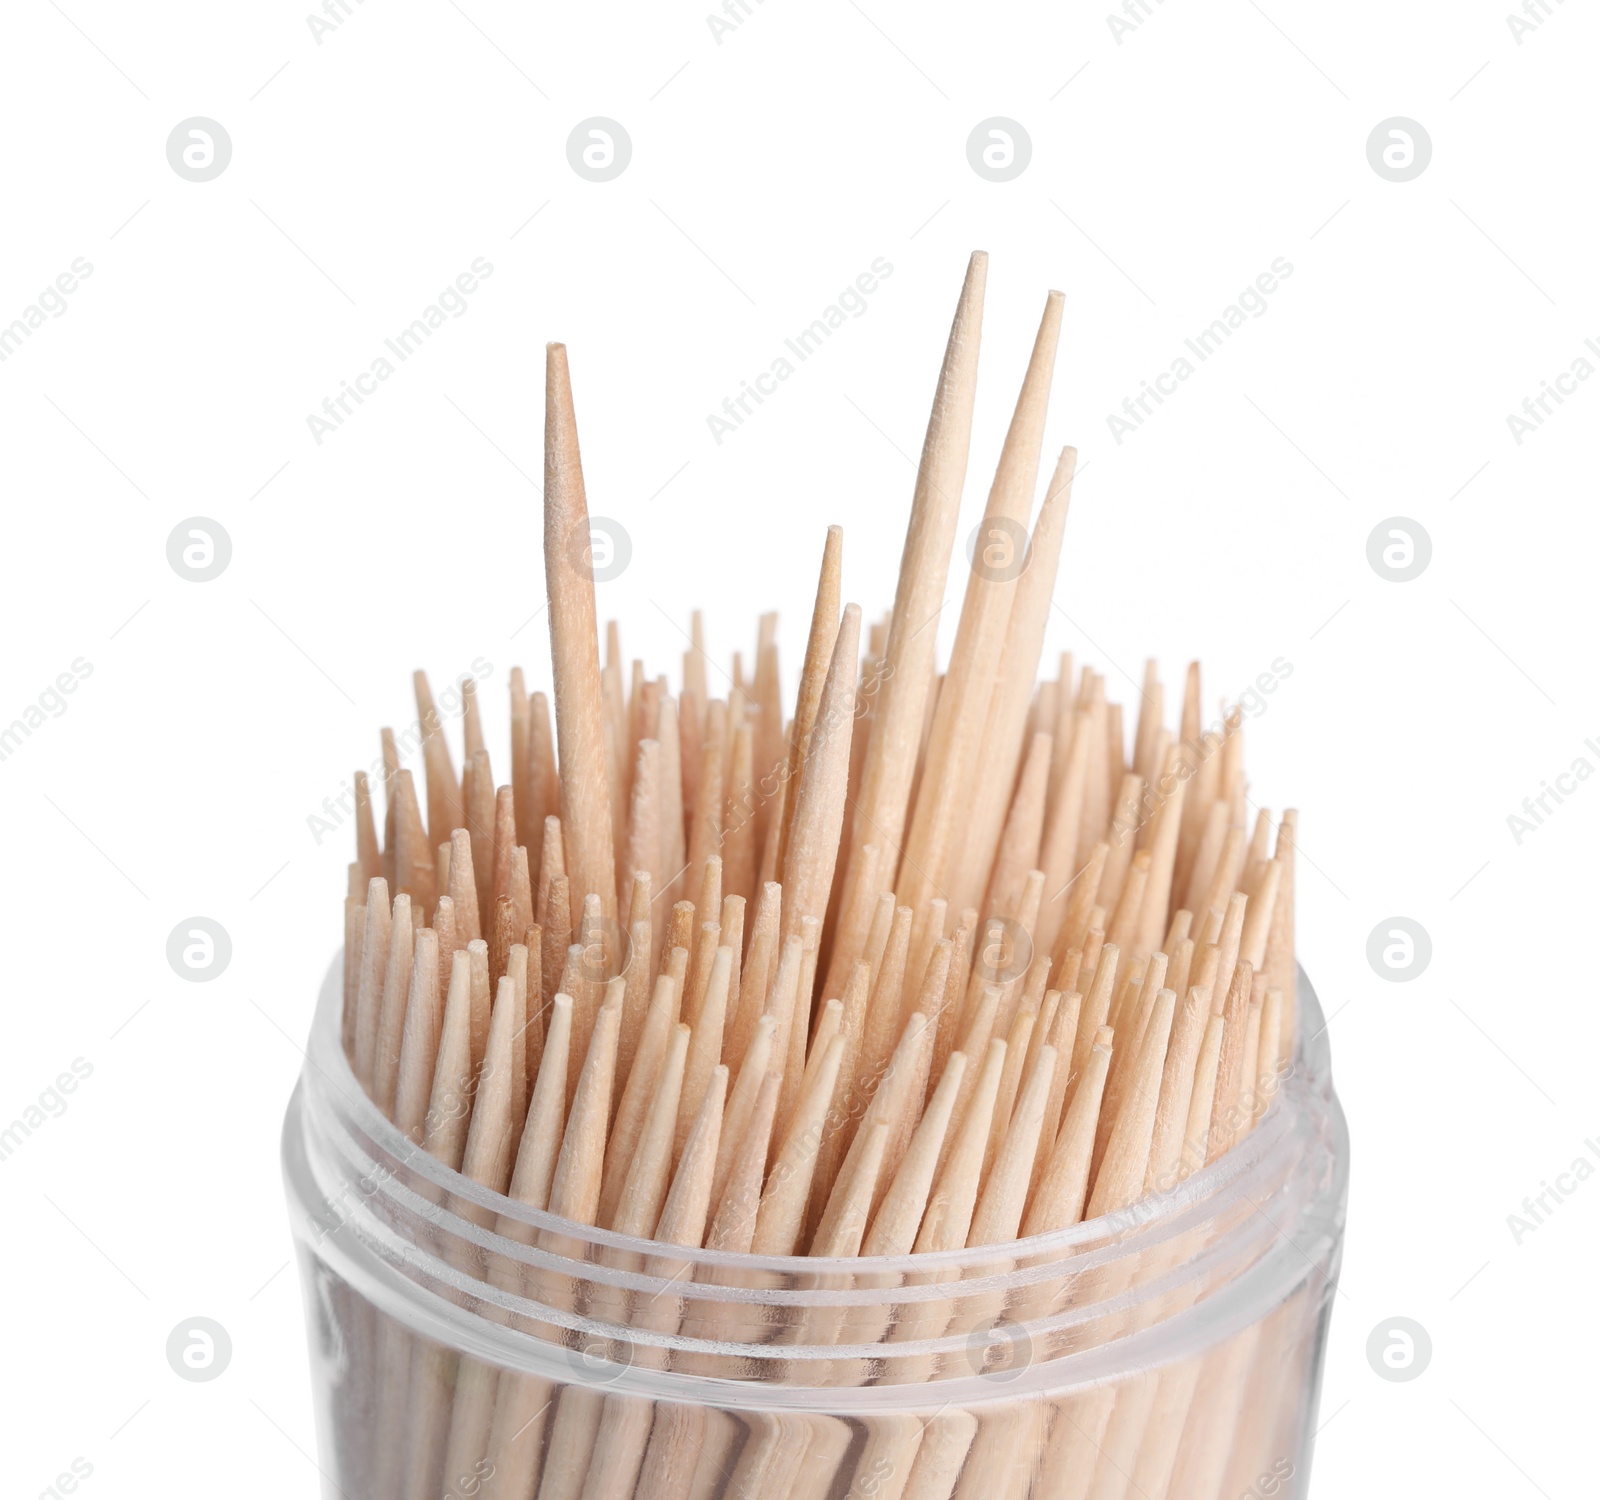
283,956,1348,1500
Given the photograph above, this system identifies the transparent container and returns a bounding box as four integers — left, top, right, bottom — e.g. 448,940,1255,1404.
282,956,1348,1500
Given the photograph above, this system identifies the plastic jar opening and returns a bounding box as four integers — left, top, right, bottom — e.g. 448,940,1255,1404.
283,955,1347,1409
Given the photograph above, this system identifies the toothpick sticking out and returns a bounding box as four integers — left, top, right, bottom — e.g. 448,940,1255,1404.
544,342,618,930
834,251,989,975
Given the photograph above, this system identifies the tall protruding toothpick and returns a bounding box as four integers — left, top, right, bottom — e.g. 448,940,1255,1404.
543,342,618,932
825,252,988,1001
897,289,1065,916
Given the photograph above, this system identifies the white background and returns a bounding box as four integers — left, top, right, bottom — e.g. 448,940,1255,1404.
2,1,1595,1495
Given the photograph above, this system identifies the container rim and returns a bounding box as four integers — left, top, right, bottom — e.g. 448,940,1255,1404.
293,950,1339,1276
283,954,1348,1407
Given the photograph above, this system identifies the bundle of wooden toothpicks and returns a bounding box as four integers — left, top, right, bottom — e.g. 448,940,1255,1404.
336,252,1300,1500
